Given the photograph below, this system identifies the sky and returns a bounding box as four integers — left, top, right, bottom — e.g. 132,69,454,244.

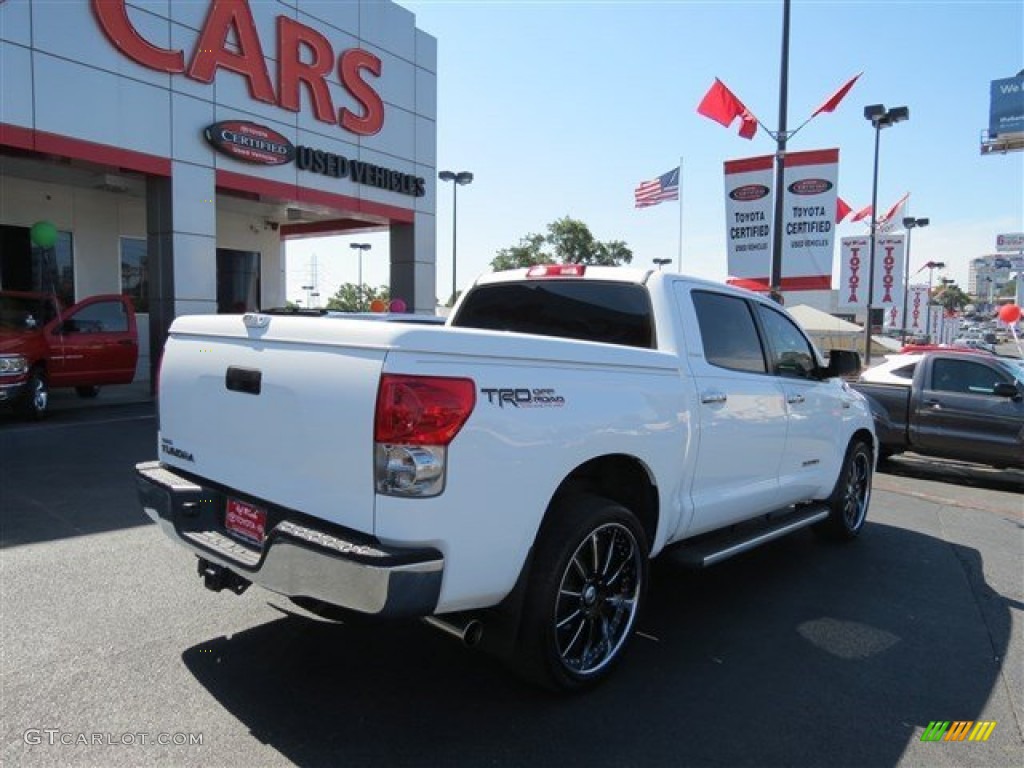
286,0,1024,307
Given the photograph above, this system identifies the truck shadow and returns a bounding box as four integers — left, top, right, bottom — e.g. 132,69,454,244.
181,523,1015,767
879,453,1024,494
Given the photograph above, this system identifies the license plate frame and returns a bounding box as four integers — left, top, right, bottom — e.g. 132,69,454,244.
224,497,267,546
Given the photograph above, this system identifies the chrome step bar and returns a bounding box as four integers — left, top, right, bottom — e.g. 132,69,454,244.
673,504,830,568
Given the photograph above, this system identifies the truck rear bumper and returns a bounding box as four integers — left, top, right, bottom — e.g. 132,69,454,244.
135,461,443,618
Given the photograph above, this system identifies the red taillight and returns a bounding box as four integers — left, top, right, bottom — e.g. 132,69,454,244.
374,375,476,446
526,264,586,278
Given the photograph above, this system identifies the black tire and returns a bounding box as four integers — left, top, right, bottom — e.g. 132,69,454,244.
75,385,100,398
815,440,873,540
19,369,49,421
518,494,649,692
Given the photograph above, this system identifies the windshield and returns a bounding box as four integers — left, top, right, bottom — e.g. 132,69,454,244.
0,295,56,331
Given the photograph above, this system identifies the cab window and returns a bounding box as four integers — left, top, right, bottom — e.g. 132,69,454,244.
757,304,817,378
62,300,129,334
692,291,767,373
931,359,1009,396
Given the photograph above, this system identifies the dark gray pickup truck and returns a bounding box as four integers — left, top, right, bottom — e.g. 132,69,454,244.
851,351,1024,469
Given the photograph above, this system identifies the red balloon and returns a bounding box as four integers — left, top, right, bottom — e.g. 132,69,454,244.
998,304,1022,324
369,299,388,313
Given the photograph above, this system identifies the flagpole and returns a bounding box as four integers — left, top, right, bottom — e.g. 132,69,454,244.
678,157,684,272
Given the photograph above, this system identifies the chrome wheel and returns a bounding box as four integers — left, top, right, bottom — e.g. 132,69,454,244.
841,450,871,532
32,377,48,413
19,370,48,420
815,440,872,541
553,522,643,676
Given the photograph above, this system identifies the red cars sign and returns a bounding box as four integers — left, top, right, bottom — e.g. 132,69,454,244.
91,0,385,136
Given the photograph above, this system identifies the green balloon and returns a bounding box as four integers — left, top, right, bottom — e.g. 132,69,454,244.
30,220,58,249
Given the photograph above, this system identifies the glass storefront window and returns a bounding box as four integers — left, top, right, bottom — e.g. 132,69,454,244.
0,224,75,308
121,237,148,313
216,249,261,313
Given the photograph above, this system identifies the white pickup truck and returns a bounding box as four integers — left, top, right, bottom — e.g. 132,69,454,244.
137,265,875,690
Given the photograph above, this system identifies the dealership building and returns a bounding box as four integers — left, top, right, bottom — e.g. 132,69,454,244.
0,0,437,381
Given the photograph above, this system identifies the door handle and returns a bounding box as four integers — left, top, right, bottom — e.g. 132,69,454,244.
924,399,942,410
701,392,727,404
787,394,805,405
118,339,135,346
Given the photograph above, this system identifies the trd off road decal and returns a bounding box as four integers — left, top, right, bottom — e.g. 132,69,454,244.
480,388,566,408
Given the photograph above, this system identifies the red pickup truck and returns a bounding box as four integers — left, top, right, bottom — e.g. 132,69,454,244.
0,290,139,419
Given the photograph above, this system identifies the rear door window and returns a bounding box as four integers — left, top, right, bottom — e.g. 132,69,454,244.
453,280,654,348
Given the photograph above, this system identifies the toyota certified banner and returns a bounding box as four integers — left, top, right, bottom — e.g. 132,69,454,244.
724,154,774,281
839,234,906,309
779,148,839,289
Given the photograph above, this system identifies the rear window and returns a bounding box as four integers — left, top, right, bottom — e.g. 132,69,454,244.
891,364,916,380
453,280,654,349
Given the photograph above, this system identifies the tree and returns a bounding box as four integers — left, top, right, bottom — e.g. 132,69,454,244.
490,217,632,271
933,283,970,313
325,283,389,312
491,233,547,271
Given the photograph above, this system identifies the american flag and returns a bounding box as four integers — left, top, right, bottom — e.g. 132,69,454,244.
634,167,680,208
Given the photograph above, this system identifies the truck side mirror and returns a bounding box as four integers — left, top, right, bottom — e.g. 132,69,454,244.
992,382,1022,400
822,349,861,379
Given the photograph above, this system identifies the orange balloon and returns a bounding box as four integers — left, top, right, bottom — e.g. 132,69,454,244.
369,299,388,313
998,304,1022,324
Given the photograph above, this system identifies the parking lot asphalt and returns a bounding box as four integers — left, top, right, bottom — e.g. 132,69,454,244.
1,401,1021,768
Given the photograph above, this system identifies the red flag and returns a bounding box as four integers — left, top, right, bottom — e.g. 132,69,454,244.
851,205,873,222
811,73,862,117
697,79,758,140
877,192,910,232
836,197,852,224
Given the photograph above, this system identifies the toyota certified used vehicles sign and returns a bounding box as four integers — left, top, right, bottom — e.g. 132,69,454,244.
204,121,295,166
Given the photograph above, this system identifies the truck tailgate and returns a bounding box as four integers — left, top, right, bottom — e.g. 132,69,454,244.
156,315,389,535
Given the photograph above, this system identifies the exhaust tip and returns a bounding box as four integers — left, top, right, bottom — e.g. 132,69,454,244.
463,620,483,648
423,615,484,647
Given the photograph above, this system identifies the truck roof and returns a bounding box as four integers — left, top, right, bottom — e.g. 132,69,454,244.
470,265,777,303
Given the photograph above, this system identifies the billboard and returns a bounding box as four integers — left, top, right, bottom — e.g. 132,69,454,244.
838,234,905,309
780,148,839,289
905,284,929,335
723,148,839,290
996,232,1024,252
723,155,774,281
989,75,1024,138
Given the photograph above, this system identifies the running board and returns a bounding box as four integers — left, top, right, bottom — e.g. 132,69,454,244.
671,504,830,568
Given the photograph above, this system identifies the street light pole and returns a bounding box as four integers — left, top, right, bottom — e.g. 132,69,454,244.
862,104,909,367
349,242,371,311
900,216,929,345
438,170,474,306
769,0,791,303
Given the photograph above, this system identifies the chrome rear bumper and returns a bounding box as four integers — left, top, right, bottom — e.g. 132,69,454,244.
135,461,443,617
